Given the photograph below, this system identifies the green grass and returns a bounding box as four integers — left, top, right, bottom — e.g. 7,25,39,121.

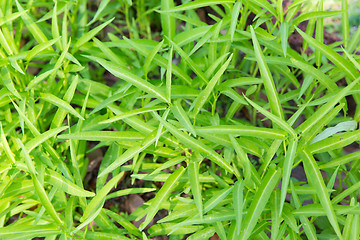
0,0,360,239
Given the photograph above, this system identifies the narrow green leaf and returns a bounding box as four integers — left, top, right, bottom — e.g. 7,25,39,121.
220,87,248,105
297,76,360,134
40,93,84,120
280,22,289,57
1,67,21,99
89,87,134,115
84,55,169,103
153,113,235,175
191,54,233,118
293,10,343,27
0,10,28,27
230,135,261,187
348,24,360,53
251,0,277,17
315,0,324,67
239,166,281,240
163,0,234,12
73,17,114,53
196,125,287,139
230,2,241,42
19,141,65,228
250,26,283,119
99,130,160,178
161,0,175,40
282,204,299,233
342,0,349,48
87,0,111,26
15,0,49,45
290,58,338,92
290,181,317,239
51,75,79,129
295,26,359,80
188,160,202,218
244,96,296,138
100,106,167,124
0,123,15,164
166,46,173,102
171,99,196,136
150,156,186,175
188,21,220,57
233,180,244,236
0,224,60,239
143,40,163,78
58,130,144,142
26,68,58,91
319,151,360,169
308,130,360,154
80,172,125,222
106,188,156,200
51,1,60,50
311,120,357,143
301,148,342,239
187,227,216,240
26,37,60,62
140,167,185,230
115,36,192,84
168,38,209,84
280,139,297,215
45,169,95,197
25,126,68,153
93,37,127,67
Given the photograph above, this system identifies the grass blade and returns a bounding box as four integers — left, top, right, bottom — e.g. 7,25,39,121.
163,0,234,12
153,113,235,175
25,126,68,153
58,131,145,142
45,169,95,197
250,26,283,119
297,76,360,134
84,55,169,103
161,0,175,41
15,0,49,45
99,130,160,178
188,159,203,218
25,37,60,62
290,58,338,92
166,46,173,102
196,125,287,139
233,180,244,236
279,139,297,215
140,166,185,230
244,96,296,138
73,17,114,53
171,99,196,136
239,166,281,240
87,0,111,26
40,93,84,120
301,148,342,239
19,140,65,228
1,67,21,99
230,1,241,42
143,40,163,78
100,106,167,124
191,54,233,118
295,26,359,80
80,172,125,223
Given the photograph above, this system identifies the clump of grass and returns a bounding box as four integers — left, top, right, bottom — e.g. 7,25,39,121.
0,0,360,239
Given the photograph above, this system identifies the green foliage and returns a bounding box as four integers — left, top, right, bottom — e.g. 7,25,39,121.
0,0,360,239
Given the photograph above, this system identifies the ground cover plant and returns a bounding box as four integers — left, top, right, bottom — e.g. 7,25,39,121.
0,0,360,239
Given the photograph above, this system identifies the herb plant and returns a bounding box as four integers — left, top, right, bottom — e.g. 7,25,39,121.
0,0,360,239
